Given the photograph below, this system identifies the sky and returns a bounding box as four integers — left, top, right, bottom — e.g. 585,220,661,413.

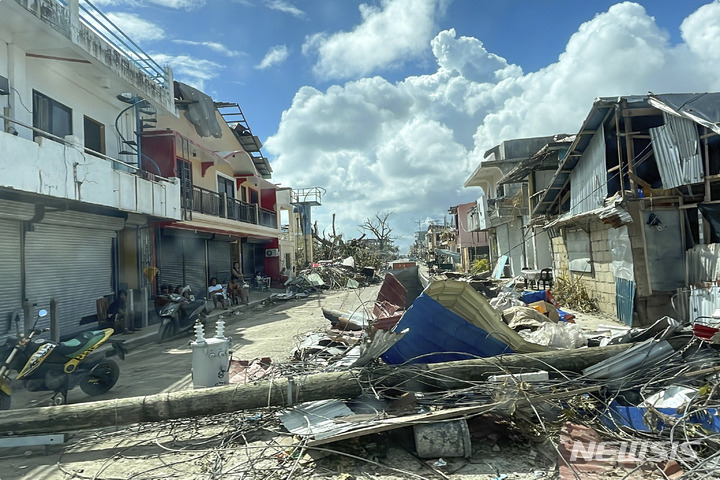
93,0,720,251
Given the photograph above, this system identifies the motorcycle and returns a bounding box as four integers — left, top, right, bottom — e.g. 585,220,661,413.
0,309,124,409
156,285,207,343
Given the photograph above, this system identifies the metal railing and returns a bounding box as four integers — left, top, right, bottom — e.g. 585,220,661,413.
291,187,325,205
41,0,169,88
189,186,279,229
259,207,278,228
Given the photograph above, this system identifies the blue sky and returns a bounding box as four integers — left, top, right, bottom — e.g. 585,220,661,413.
97,0,720,250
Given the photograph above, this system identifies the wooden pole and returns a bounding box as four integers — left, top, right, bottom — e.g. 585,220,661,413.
1,371,363,435
0,344,635,435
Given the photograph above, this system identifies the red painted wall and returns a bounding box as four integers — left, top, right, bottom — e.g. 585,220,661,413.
141,133,176,177
261,188,276,210
263,238,280,281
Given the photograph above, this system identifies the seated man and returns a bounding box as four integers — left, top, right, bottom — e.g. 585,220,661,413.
108,291,135,334
208,277,227,310
227,277,241,306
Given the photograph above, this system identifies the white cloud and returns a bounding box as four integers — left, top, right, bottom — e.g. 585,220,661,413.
102,12,166,43
151,53,224,91
303,0,442,81
256,45,290,69
263,0,305,18
173,39,242,57
92,0,205,8
267,1,720,250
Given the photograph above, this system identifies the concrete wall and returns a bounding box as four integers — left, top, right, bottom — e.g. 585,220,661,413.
551,219,617,317
0,130,181,218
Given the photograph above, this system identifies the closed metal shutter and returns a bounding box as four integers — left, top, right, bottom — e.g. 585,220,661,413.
158,233,184,291
158,231,208,298
183,237,207,299
208,241,232,283
0,219,23,343
25,224,116,338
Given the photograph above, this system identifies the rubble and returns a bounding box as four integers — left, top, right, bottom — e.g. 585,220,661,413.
5,271,720,479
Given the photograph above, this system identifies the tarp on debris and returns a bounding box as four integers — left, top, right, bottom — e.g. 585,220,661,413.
381,280,548,364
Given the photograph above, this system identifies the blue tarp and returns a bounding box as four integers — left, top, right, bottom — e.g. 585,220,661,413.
381,293,515,364
602,400,720,433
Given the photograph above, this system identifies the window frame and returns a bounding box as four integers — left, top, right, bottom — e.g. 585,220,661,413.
83,115,105,156
32,90,72,141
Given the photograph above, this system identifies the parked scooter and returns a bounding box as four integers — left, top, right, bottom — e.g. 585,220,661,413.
156,285,207,343
0,309,124,409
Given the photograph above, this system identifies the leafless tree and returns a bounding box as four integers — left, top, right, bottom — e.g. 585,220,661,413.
359,210,394,251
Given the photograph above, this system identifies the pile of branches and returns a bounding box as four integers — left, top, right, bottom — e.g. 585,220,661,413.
551,267,599,312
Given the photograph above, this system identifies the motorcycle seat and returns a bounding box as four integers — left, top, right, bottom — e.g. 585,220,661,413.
54,329,110,358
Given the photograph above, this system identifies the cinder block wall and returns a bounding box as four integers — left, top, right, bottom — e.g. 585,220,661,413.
551,219,617,317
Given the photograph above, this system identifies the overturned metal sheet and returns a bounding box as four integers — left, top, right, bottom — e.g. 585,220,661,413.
279,399,357,440
582,339,675,386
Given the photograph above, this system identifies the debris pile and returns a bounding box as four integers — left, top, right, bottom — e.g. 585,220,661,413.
7,273,720,479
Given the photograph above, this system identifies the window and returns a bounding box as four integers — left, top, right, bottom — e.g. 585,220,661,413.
83,116,105,155
566,229,592,273
217,175,235,199
33,90,72,140
249,188,259,205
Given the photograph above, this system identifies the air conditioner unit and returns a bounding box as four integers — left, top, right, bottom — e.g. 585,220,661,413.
265,248,280,257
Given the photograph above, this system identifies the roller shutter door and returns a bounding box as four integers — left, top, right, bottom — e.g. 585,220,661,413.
25,224,116,338
158,231,207,298
0,219,22,343
208,240,232,283
158,233,184,291
183,237,207,299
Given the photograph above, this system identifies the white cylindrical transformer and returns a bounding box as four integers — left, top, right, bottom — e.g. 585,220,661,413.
191,321,231,388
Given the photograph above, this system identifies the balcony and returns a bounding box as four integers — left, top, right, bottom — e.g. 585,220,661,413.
0,118,181,219
11,0,173,111
188,186,277,229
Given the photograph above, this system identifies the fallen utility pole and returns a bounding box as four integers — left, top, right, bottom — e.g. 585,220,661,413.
0,344,634,435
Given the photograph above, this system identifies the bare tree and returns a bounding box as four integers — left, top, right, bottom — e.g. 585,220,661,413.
360,210,394,251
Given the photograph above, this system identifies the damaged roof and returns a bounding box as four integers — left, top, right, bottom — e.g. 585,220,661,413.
648,92,720,135
532,95,651,216
499,134,575,185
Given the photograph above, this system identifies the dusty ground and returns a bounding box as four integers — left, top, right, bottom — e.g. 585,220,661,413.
0,283,620,479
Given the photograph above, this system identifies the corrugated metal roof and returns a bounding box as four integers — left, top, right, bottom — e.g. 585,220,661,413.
532,96,650,217
649,92,720,135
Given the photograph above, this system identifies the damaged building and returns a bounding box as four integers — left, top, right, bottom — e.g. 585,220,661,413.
466,93,720,326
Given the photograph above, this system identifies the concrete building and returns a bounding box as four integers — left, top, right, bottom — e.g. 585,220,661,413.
0,0,295,340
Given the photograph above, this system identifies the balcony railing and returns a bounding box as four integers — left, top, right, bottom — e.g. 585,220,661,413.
49,0,169,88
259,207,278,229
189,186,277,229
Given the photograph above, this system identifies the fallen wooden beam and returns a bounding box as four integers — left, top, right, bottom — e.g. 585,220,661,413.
0,343,634,435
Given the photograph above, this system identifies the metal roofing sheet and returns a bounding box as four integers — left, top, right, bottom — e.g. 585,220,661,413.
649,92,720,135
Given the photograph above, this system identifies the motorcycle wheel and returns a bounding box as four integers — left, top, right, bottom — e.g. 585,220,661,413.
79,360,119,396
157,321,176,343
0,392,10,410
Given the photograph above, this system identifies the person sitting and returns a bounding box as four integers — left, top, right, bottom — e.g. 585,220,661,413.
108,291,135,334
208,277,227,310
227,277,241,306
